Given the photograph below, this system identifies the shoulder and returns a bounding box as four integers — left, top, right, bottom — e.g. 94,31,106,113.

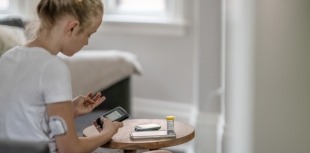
21,47,71,77
25,47,69,71
41,57,70,77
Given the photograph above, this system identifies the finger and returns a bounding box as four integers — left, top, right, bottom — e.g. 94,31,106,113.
102,117,112,123
87,96,95,102
84,97,95,106
118,122,124,128
113,121,124,128
92,92,102,101
93,93,104,103
92,96,105,108
100,117,105,122
97,96,105,103
87,92,93,98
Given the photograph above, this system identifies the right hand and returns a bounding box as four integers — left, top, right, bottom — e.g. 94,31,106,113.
72,92,105,117
100,118,123,135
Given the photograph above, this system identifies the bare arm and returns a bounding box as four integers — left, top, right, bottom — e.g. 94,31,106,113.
47,101,123,153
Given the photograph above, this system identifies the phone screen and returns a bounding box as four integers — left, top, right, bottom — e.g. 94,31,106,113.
105,110,123,121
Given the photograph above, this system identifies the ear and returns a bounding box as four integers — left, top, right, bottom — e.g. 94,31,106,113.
64,20,80,36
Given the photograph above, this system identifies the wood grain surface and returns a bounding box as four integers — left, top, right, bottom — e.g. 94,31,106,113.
83,119,195,152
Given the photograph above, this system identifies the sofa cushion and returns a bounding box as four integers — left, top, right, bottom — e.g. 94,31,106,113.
58,50,142,97
0,16,25,29
0,25,27,56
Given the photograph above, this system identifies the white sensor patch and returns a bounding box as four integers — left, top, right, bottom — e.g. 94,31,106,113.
49,116,67,137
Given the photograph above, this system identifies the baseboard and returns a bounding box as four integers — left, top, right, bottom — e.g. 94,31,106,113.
194,112,222,153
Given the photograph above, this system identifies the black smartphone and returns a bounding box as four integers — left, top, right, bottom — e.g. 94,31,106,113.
93,106,129,132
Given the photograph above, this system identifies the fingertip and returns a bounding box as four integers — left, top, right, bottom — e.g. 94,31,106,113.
100,117,106,121
95,92,102,97
88,92,93,97
117,121,124,128
103,117,111,121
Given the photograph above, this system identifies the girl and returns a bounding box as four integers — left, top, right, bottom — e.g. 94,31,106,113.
0,0,171,153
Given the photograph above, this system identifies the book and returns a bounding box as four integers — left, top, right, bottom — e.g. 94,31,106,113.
130,130,176,140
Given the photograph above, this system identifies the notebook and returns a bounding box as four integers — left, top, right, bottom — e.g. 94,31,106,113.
130,130,176,140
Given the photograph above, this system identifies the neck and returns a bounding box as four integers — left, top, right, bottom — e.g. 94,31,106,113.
25,29,60,55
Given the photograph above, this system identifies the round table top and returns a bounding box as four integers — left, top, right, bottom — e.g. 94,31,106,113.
83,119,195,150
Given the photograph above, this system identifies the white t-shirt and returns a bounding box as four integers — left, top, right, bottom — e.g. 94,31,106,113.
0,46,72,144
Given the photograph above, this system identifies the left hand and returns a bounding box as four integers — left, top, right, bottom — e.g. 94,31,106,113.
72,92,105,118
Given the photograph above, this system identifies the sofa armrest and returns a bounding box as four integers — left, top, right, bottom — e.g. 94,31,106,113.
58,50,142,98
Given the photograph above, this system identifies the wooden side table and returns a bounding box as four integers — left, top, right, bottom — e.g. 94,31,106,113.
83,119,195,153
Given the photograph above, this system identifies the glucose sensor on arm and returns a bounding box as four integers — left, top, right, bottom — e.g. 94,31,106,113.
49,116,67,137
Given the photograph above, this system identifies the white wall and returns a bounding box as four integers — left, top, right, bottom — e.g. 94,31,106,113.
85,1,224,152
85,6,196,105
254,0,310,153
193,0,224,152
84,0,223,113
225,0,310,153
224,0,256,152
87,0,223,153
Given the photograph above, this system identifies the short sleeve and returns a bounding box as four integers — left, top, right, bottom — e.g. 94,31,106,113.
40,58,72,104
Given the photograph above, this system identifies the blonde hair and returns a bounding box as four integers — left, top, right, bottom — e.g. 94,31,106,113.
36,0,103,33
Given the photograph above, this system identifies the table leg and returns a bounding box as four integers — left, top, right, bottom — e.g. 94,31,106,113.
124,150,137,153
